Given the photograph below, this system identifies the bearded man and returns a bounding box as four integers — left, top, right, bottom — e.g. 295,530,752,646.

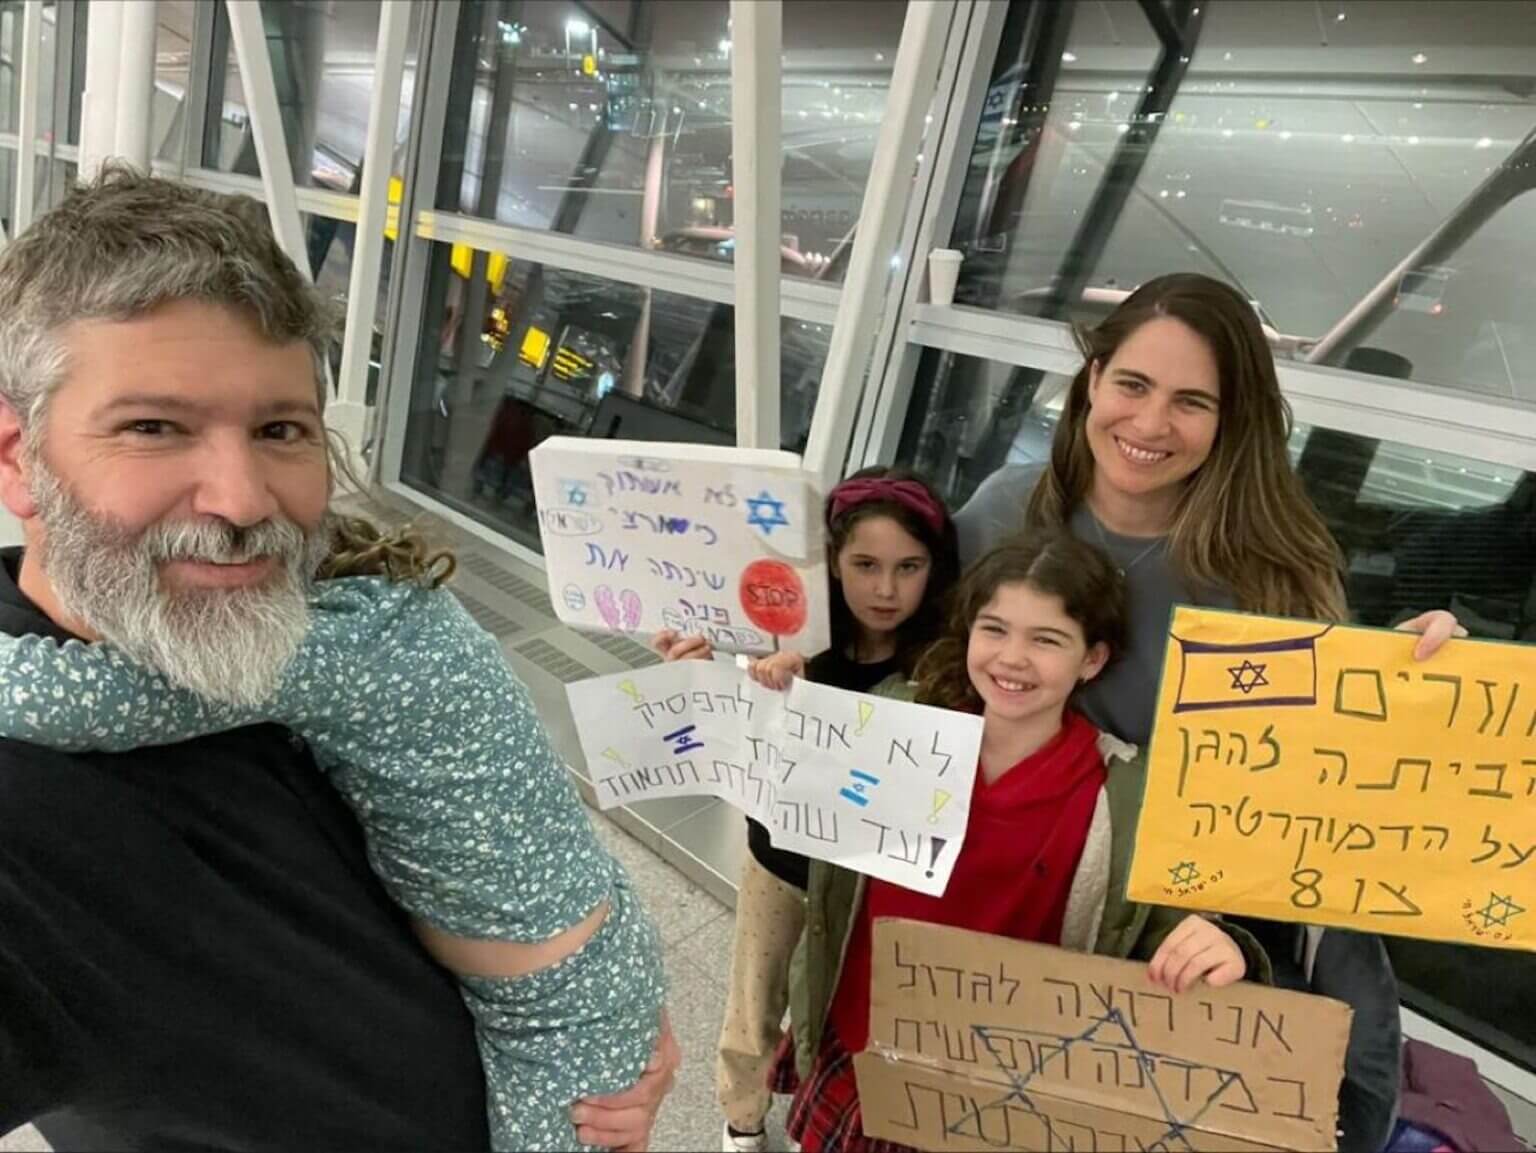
0,166,676,1151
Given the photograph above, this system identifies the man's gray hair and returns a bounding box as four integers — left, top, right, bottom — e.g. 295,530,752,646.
0,162,338,433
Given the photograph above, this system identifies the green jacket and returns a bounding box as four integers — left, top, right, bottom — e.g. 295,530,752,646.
786,690,1272,1076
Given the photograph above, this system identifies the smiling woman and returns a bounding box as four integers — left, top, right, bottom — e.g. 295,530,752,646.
953,274,1347,747
1082,316,1221,532
1026,274,1346,623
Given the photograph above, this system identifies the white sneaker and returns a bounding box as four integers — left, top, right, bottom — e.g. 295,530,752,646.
721,1121,769,1152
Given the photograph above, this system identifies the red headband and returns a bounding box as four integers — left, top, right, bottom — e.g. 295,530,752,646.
828,477,948,535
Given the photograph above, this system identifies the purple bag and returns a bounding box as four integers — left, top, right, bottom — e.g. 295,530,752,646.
1394,1039,1526,1153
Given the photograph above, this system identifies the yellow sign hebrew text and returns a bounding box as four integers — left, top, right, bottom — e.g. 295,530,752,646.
1127,607,1534,950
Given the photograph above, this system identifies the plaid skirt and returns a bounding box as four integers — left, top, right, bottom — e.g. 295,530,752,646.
770,1030,917,1153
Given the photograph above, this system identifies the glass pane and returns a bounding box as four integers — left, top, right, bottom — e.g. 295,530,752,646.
306,212,392,411
0,146,13,236
32,157,71,213
899,351,1536,1067
0,2,20,135
34,0,55,146
399,241,830,549
153,0,196,165
945,0,1536,400
896,348,1072,506
437,0,906,283
205,0,419,188
1295,428,1536,1071
62,0,81,145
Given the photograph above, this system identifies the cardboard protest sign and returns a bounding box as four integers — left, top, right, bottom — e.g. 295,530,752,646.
566,660,982,894
854,919,1351,1152
1127,606,1536,950
529,437,829,655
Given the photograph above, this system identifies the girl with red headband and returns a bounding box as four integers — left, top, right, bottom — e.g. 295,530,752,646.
654,466,958,1153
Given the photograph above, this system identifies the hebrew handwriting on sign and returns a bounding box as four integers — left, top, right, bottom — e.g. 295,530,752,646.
855,921,1350,1153
530,437,830,654
566,659,984,895
1130,606,1536,951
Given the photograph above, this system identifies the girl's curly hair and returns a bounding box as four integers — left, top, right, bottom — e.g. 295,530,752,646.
316,431,455,588
911,532,1126,711
318,514,456,587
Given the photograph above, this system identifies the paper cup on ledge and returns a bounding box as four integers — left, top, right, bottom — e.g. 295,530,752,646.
927,248,963,306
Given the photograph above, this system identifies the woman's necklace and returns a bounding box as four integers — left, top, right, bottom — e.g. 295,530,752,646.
1087,509,1165,576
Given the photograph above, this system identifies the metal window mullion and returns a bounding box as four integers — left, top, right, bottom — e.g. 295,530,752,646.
224,0,310,281
178,0,217,176
114,0,157,168
849,0,1000,470
416,209,736,304
728,0,781,450
375,0,461,490
412,208,842,327
801,0,951,492
780,278,841,327
12,0,43,235
907,302,1082,371
335,0,412,425
1278,366,1536,473
79,0,123,178
177,165,363,221
292,185,362,221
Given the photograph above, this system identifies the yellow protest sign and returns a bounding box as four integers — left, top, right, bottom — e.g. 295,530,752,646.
1127,606,1535,950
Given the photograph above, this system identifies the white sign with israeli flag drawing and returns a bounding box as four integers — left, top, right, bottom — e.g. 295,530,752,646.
567,659,983,895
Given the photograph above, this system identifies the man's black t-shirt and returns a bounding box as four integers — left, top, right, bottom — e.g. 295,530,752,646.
0,549,489,1150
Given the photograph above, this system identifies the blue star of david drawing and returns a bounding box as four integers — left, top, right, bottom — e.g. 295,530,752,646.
1474,892,1526,929
745,490,791,536
1169,861,1200,886
562,480,588,506
960,1003,1239,1150
1227,659,1269,694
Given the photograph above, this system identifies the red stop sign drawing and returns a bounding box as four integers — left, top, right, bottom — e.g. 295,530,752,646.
739,559,808,637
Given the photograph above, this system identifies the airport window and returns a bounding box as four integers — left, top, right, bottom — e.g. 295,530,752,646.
202,0,419,191
942,0,1536,401
436,0,906,283
399,241,830,550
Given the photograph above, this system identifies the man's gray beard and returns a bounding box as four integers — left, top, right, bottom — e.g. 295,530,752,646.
28,457,333,708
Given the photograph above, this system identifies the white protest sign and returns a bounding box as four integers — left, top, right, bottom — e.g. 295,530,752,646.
567,660,984,895
529,437,830,655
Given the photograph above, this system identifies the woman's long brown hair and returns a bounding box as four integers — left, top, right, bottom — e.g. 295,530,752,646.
1026,273,1346,621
